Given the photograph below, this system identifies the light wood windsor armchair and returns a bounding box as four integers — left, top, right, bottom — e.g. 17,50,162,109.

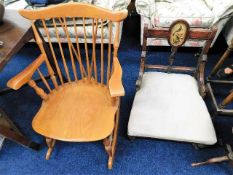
7,3,127,169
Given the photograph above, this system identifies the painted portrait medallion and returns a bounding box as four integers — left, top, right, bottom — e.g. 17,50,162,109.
168,20,189,47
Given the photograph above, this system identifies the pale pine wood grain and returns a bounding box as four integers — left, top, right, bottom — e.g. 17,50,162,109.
7,54,46,90
37,68,52,92
109,57,125,97
52,18,71,82
19,3,128,22
41,19,64,84
31,23,58,89
8,3,127,169
28,80,48,100
32,80,119,141
107,22,112,86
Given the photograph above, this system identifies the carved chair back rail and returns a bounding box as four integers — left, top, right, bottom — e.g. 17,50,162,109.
137,21,217,96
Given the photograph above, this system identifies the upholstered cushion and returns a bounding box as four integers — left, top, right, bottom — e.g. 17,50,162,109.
211,0,233,24
204,0,214,10
152,0,214,28
93,0,131,10
223,17,233,46
128,72,217,145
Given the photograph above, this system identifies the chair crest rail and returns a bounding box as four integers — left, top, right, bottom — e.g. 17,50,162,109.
18,3,128,22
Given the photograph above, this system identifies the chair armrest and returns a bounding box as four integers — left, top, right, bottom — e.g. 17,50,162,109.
7,54,46,90
109,57,125,97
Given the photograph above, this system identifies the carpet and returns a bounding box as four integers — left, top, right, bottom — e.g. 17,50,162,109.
0,16,233,174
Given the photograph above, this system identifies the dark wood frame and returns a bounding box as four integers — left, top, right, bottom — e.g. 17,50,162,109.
136,20,217,98
191,40,233,167
207,38,233,116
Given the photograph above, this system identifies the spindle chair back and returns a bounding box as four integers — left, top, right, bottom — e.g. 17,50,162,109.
7,3,127,169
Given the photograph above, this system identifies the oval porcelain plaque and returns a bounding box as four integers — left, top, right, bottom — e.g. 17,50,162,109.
168,20,189,47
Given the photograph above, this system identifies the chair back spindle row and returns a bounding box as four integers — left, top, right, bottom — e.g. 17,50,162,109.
19,3,127,93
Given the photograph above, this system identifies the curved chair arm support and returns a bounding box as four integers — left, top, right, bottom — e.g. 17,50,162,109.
7,54,46,90
109,57,125,97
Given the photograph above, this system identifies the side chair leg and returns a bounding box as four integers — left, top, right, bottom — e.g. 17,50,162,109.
45,138,56,160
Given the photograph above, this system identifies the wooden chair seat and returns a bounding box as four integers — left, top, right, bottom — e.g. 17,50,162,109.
32,80,118,142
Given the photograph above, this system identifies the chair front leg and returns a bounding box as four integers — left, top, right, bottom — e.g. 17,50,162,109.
45,138,56,160
103,98,121,169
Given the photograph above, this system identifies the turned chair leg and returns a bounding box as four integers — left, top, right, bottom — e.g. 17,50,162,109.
192,155,229,167
103,137,113,169
103,107,120,169
45,138,56,160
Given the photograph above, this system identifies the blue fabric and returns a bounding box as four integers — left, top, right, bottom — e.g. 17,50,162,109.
26,0,65,6
0,22,233,174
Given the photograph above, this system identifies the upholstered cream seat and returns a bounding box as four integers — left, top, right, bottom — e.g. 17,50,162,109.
128,72,217,145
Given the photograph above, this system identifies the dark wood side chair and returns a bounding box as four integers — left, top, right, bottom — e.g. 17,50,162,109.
7,3,127,169
128,20,218,146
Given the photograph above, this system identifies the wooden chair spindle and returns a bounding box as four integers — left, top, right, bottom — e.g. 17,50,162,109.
37,68,52,92
72,17,85,79
28,79,48,100
52,18,71,82
41,19,64,85
82,17,91,80
32,23,58,89
107,22,112,86
101,19,104,84
90,18,98,81
63,17,78,81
